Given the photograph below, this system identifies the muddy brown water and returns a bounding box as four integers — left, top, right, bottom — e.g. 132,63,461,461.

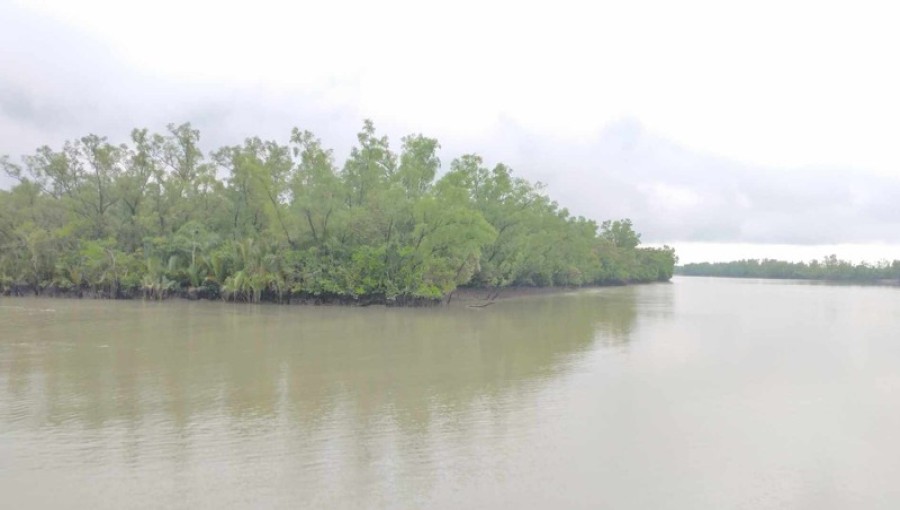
1,277,899,508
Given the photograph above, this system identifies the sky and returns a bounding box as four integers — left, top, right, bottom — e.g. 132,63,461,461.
2,0,900,263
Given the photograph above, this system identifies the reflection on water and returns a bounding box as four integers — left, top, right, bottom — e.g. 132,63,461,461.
0,287,642,509
1,289,638,428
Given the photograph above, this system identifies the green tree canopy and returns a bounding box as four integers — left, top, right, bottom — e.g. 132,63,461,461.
0,121,676,303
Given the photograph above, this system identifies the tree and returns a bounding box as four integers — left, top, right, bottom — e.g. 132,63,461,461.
0,121,676,300
601,219,641,250
290,129,346,248
342,119,396,208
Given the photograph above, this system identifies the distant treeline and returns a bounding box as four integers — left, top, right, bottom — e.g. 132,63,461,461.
0,121,676,304
677,256,900,283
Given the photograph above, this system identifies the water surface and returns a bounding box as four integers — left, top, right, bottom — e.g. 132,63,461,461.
1,277,899,508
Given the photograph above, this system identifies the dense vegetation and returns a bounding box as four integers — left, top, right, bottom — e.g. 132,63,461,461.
0,121,676,304
678,256,900,283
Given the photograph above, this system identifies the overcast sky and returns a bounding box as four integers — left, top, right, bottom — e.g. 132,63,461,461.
3,0,900,262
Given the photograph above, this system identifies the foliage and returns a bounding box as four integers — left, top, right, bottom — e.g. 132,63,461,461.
0,121,676,302
677,256,900,282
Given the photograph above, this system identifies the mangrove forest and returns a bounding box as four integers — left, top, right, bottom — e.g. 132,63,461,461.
678,256,900,283
0,121,676,304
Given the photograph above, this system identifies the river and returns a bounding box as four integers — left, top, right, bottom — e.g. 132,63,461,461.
1,277,899,508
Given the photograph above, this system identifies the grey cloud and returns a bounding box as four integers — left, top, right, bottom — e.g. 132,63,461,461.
497,120,900,244
0,83,73,128
0,2,362,186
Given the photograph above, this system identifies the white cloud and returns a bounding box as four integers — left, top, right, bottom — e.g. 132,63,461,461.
15,0,900,174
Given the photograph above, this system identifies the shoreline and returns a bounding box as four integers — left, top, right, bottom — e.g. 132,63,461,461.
448,283,637,304
675,274,900,286
0,280,666,307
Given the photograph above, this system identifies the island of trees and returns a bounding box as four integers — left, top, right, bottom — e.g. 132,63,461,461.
0,121,676,305
678,256,900,284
